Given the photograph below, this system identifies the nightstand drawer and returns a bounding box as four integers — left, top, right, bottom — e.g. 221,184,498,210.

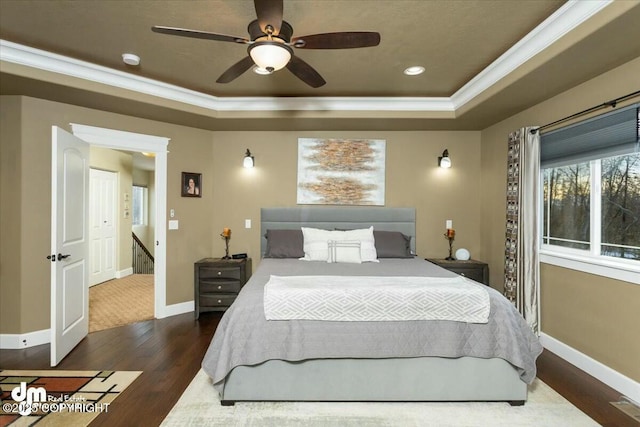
200,279,242,293
200,294,237,308
199,266,241,280
449,267,484,283
425,258,490,286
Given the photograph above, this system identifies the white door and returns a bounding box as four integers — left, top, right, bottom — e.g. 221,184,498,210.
50,126,90,366
89,169,117,286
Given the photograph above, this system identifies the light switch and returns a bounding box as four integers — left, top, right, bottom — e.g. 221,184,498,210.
446,220,453,229
245,219,251,229
168,220,179,230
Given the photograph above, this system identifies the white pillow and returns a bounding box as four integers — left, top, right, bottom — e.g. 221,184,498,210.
327,240,362,263
301,227,333,261
300,226,378,263
342,227,378,262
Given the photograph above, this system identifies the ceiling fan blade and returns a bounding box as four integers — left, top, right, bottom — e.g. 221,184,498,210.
292,32,381,49
216,56,255,84
152,25,249,44
286,55,326,88
254,0,283,35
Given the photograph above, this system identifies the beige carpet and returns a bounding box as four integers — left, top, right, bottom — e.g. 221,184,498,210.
89,274,154,333
161,370,600,426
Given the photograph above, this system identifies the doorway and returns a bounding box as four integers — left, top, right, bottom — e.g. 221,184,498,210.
88,151,157,332
69,123,169,319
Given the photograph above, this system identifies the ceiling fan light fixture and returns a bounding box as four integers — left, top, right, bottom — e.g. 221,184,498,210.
248,42,292,72
404,66,425,76
253,66,273,75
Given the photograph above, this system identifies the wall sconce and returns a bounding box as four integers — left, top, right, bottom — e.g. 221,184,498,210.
438,149,451,168
243,149,255,168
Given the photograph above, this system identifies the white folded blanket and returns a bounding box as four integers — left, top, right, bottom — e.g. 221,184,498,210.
264,275,490,323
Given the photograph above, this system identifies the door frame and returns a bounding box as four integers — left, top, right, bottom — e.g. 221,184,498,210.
70,124,170,318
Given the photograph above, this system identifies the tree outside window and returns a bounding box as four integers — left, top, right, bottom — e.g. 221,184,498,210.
542,152,640,261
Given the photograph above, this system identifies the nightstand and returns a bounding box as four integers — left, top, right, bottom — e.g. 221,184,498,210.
426,258,490,285
194,258,252,318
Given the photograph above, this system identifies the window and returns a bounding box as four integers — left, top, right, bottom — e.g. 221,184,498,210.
601,154,640,259
542,162,591,251
132,185,147,226
539,104,639,282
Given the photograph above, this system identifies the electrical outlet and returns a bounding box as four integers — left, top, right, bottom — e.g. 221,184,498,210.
245,219,251,229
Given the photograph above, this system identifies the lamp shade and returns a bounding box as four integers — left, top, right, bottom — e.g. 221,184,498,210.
243,149,255,168
438,149,452,168
249,42,292,72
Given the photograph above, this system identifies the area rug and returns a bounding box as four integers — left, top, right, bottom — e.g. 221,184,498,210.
160,369,599,426
0,370,141,427
89,274,154,332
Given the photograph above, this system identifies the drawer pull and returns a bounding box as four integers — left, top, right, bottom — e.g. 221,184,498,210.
218,285,222,290
217,271,222,276
217,300,222,304
460,273,466,277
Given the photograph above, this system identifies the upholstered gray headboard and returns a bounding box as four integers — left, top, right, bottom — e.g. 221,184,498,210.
260,207,416,256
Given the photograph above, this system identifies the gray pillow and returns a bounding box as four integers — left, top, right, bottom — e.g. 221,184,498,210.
373,230,413,258
264,229,305,258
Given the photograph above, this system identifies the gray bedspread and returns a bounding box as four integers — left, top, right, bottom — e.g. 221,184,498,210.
202,258,543,392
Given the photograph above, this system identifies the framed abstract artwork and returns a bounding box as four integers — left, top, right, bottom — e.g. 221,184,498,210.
297,138,386,205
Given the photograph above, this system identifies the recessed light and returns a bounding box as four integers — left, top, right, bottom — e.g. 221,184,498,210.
122,53,141,66
253,66,272,75
403,66,425,76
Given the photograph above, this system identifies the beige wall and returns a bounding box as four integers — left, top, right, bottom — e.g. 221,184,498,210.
90,146,133,273
0,96,23,332
541,264,639,380
480,56,640,382
0,95,214,334
210,131,483,265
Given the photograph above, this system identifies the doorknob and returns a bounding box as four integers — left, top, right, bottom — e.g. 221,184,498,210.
57,253,71,261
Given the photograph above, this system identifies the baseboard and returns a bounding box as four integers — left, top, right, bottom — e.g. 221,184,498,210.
0,328,50,349
115,268,133,279
157,300,194,319
540,332,640,403
1,301,195,348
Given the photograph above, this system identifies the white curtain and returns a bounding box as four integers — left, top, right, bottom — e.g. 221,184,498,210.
504,127,540,335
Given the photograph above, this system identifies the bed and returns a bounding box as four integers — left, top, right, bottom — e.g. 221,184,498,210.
201,207,542,405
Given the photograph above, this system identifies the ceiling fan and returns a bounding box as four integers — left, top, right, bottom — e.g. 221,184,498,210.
152,0,381,88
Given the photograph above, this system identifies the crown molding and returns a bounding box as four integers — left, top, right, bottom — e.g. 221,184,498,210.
0,0,611,115
451,0,612,108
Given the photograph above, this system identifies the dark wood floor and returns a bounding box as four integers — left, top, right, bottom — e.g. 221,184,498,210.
0,312,635,427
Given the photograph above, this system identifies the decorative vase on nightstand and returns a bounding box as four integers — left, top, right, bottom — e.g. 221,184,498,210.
444,228,455,260
220,227,231,259
455,248,471,260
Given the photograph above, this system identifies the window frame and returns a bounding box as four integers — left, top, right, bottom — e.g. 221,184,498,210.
539,157,640,285
132,185,148,227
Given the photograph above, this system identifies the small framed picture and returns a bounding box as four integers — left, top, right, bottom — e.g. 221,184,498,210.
181,172,202,197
